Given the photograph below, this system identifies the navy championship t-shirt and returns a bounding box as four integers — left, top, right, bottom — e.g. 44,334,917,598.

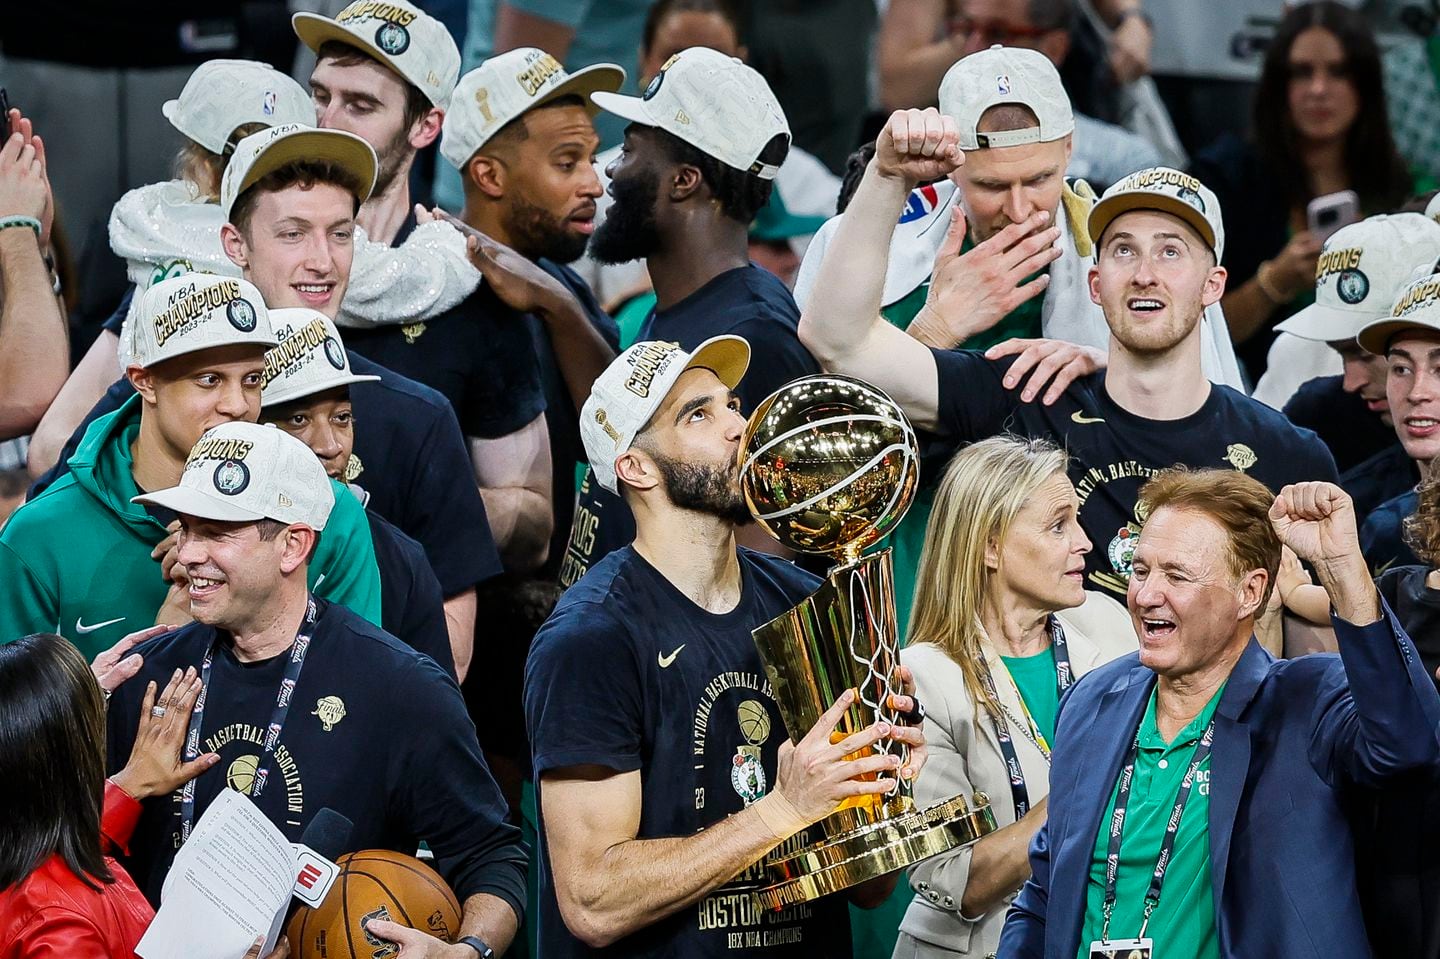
526,547,852,958
558,266,818,586
105,599,526,913
931,349,1340,597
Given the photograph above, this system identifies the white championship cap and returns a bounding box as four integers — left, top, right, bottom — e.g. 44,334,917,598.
591,47,790,180
1088,166,1226,262
129,274,278,370
581,336,751,494
440,47,624,171
939,45,1074,150
220,123,378,221
134,422,334,530
1358,266,1440,355
1277,214,1440,344
162,60,316,155
261,308,381,407
294,0,461,108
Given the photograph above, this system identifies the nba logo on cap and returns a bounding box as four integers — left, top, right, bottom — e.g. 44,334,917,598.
263,90,277,116
996,74,1011,94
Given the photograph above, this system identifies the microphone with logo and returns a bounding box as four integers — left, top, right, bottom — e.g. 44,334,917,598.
287,808,353,924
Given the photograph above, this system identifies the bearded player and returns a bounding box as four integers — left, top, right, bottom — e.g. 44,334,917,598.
524,336,927,956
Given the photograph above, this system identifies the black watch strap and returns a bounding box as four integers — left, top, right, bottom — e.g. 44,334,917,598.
458,935,494,958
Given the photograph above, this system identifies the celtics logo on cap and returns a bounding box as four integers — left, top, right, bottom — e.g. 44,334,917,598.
213,459,251,495
1177,186,1206,212
1337,269,1370,305
227,298,258,333
323,336,346,371
644,52,681,101
375,21,410,56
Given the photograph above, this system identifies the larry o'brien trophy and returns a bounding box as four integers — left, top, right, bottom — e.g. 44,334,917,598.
739,373,996,910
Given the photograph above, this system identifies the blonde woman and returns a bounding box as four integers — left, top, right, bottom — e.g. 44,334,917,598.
894,436,1136,958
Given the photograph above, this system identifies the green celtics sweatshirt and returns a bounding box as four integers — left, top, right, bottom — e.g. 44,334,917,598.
0,395,382,660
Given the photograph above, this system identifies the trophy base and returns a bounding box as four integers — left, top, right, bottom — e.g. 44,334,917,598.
753,793,997,910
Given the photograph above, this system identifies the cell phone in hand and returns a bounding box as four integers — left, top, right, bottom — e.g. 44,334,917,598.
1306,190,1360,242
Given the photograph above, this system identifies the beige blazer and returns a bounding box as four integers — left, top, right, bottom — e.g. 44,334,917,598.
893,591,1137,959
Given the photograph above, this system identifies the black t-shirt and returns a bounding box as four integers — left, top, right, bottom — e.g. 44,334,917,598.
1351,567,1440,959
559,266,818,587
531,260,620,576
365,503,454,676
105,599,526,913
932,350,1340,598
36,353,503,600
525,546,851,958
1282,374,1399,474
345,283,546,442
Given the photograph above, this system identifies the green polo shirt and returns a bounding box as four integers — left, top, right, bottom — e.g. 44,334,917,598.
1000,647,1061,746
1076,684,1225,959
881,239,1047,643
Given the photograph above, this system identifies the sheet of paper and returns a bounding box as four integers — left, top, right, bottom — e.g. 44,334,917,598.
138,789,296,959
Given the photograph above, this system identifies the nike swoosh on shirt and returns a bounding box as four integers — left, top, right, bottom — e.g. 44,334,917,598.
658,645,686,668
1070,410,1105,425
75,616,126,635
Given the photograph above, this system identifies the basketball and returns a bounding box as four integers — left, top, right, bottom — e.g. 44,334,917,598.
739,374,919,558
287,850,462,959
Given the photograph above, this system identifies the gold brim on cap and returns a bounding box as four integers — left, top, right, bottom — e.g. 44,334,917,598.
683,335,750,391
1356,317,1440,355
536,63,626,119
236,129,378,211
1088,194,1217,257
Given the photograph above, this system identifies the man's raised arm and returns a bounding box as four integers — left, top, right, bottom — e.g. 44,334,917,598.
797,110,962,431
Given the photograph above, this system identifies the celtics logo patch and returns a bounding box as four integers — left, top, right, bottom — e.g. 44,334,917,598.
1107,523,1140,580
1177,186,1206,212
1337,269,1370,305
213,459,250,495
375,21,410,56
323,336,346,370
226,298,258,333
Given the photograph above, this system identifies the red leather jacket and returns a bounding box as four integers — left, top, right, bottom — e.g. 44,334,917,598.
0,782,154,959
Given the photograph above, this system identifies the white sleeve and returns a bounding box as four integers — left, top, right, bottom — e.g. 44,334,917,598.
791,214,841,312
335,221,483,329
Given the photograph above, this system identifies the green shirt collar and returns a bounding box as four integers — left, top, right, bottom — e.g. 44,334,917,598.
1137,680,1227,752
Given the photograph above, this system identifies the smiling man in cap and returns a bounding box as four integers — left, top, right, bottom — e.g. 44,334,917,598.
0,272,382,659
105,421,526,959
559,46,820,583
801,110,1337,608
526,336,926,957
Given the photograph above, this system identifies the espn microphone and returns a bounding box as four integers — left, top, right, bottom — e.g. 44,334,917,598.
287,808,354,922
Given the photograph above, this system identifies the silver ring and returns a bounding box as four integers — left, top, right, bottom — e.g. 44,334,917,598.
151,705,167,718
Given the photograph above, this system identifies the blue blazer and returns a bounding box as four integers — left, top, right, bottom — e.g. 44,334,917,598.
998,606,1440,959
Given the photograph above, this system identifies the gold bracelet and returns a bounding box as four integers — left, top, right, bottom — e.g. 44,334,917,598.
1254,261,1286,304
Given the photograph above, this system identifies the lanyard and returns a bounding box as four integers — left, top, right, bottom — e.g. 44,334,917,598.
178,596,319,844
977,617,1074,818
1100,717,1216,942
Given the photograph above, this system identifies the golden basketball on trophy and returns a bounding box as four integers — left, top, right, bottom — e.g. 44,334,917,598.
739,373,997,910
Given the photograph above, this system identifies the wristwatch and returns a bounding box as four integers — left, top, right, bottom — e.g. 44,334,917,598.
457,936,494,958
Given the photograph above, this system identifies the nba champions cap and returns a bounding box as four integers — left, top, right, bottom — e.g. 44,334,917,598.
441,48,625,170
1358,266,1440,354
294,0,461,108
129,274,277,370
135,422,334,530
592,47,790,180
1278,214,1440,344
162,60,316,155
220,123,378,220
939,45,1074,150
261,308,381,407
1088,167,1226,262
581,336,751,494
